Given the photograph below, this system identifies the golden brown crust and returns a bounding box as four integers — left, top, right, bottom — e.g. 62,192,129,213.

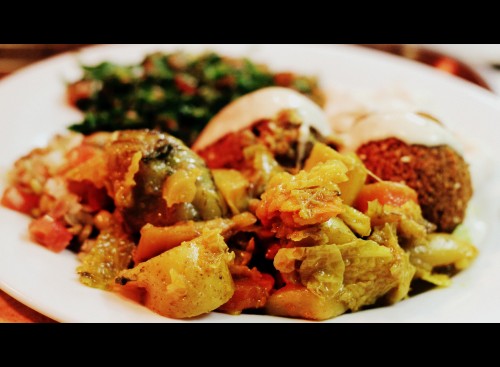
356,138,473,233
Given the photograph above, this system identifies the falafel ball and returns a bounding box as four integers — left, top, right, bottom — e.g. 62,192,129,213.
356,137,473,233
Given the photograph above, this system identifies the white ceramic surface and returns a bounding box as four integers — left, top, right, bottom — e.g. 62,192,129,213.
1,44,499,323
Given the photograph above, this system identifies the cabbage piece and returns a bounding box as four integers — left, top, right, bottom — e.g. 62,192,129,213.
410,233,478,274
244,144,284,197
280,217,357,246
274,245,345,298
212,169,250,215
335,239,395,311
368,224,416,304
365,200,434,248
304,142,368,206
256,160,348,228
367,200,478,288
78,228,135,290
339,204,371,237
272,230,416,319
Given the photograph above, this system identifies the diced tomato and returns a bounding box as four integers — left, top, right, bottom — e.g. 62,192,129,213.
29,215,73,253
66,144,98,167
215,75,236,89
219,270,275,314
1,186,40,215
265,243,281,260
353,181,419,213
67,80,95,106
67,180,111,212
273,72,295,87
174,75,197,96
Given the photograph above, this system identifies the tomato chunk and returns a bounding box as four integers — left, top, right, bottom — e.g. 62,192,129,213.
66,144,99,167
1,186,40,215
218,269,275,314
67,181,111,212
67,80,96,106
354,181,418,213
174,75,197,96
29,215,73,253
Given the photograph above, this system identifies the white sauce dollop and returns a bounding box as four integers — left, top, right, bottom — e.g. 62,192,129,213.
192,87,331,151
341,111,464,154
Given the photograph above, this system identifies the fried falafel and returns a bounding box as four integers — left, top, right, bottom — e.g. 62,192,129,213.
345,111,474,233
357,137,473,233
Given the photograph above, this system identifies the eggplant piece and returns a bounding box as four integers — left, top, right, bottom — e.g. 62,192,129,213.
105,130,227,233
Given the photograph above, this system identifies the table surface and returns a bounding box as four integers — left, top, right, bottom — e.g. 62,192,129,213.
1,44,499,323
0,290,55,323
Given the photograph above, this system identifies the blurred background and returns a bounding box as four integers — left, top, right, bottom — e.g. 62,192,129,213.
0,44,90,78
361,44,500,93
1,44,500,93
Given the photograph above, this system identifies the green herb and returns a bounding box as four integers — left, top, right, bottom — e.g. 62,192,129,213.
68,51,324,147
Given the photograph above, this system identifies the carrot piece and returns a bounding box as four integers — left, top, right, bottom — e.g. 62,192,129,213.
353,181,418,213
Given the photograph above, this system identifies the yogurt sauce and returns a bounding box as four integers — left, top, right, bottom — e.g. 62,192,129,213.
340,111,465,154
192,87,332,151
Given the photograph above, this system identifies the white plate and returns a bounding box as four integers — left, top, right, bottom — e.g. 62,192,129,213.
1,44,500,323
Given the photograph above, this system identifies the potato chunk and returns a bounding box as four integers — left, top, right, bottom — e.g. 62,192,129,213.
265,285,347,321
134,212,256,263
116,229,235,319
267,227,416,320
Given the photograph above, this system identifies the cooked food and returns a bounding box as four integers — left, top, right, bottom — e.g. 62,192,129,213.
1,121,478,320
194,87,341,197
117,229,235,319
193,86,332,152
342,112,473,233
102,129,227,233
0,51,479,322
67,51,324,146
